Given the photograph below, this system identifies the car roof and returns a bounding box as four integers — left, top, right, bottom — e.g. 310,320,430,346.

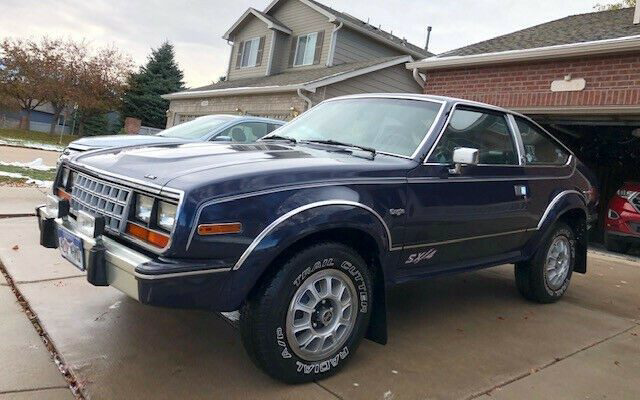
193,114,285,124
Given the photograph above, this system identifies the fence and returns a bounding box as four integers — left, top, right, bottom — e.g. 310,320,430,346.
0,117,71,134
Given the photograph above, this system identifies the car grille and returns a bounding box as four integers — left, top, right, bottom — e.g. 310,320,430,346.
70,173,132,231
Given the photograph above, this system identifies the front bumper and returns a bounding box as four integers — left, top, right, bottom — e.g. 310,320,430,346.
36,205,238,311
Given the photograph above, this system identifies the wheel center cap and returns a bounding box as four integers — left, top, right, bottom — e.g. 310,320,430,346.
320,309,333,325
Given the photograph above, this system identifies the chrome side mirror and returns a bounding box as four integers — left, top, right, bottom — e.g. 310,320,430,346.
449,147,479,175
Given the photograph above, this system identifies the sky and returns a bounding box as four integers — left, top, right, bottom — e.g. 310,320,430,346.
0,0,599,88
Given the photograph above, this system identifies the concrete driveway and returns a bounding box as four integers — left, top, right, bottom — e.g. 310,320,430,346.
0,215,638,399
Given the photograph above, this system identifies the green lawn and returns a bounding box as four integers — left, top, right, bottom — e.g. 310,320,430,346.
0,165,57,181
0,128,79,147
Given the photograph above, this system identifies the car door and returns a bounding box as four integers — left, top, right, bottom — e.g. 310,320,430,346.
400,105,531,278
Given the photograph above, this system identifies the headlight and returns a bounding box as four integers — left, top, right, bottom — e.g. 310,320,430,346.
617,189,636,199
157,201,177,231
135,194,154,223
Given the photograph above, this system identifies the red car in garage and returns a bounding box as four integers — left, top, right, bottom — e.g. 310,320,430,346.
605,182,640,253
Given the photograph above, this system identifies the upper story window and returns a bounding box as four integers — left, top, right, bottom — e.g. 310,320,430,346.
428,107,518,165
291,31,324,67
235,36,265,69
514,117,570,165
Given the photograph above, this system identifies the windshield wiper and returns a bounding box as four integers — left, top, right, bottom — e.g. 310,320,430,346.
302,139,376,156
260,135,297,143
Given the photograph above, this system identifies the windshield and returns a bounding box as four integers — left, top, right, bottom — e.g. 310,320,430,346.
266,98,442,157
156,116,234,139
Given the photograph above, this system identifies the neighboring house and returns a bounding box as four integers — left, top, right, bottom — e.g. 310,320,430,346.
407,5,640,236
163,0,431,126
0,102,71,134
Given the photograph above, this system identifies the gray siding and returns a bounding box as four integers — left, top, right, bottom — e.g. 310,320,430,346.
321,63,422,99
333,28,405,65
270,0,334,73
227,16,271,80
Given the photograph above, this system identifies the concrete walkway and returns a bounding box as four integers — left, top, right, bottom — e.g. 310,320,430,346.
0,274,73,400
0,214,638,399
0,188,47,217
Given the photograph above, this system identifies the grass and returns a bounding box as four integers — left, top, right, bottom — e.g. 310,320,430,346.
0,175,31,186
0,165,56,181
0,128,78,147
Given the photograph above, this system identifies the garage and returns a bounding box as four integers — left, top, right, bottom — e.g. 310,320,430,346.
407,5,640,248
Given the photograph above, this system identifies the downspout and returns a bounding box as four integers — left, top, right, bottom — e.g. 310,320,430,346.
297,88,313,111
412,67,426,91
326,21,344,66
226,40,234,79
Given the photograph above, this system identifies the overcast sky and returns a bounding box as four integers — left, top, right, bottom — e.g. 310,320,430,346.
0,0,598,88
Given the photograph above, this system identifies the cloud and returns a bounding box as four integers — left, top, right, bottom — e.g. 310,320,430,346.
0,0,597,87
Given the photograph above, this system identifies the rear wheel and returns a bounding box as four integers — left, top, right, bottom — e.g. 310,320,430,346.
515,222,575,303
604,235,630,254
240,242,372,383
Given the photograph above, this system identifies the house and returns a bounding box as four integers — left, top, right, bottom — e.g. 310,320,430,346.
407,5,640,236
163,0,431,125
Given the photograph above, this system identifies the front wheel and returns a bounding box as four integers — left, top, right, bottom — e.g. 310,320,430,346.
515,222,575,303
240,242,372,383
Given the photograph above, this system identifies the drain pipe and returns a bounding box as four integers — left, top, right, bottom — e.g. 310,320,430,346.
412,68,426,90
297,88,313,111
326,21,344,66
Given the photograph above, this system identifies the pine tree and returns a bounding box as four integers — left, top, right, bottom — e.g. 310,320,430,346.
121,41,185,129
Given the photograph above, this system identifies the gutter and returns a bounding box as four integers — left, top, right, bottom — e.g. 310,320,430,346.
326,21,344,67
407,34,640,71
161,84,304,100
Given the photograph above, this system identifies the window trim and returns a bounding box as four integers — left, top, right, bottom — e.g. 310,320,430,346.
293,32,319,67
240,37,261,69
511,115,573,167
423,103,523,167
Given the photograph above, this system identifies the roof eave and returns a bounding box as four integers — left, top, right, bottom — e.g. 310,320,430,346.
407,34,640,70
222,8,292,41
162,85,304,100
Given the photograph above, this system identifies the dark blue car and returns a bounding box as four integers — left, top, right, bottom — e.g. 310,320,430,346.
38,94,598,383
59,114,284,162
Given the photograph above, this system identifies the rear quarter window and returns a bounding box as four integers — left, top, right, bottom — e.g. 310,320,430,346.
515,117,569,166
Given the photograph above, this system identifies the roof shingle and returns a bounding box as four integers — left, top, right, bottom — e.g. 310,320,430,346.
442,7,640,57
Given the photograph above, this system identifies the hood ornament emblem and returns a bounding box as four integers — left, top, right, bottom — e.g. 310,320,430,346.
144,174,157,180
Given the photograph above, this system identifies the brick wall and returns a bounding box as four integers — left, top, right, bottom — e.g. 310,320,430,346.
423,53,640,109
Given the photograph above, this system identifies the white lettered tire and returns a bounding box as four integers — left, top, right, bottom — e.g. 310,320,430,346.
240,242,372,383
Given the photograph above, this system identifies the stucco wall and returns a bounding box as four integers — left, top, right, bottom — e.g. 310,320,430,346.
423,53,640,110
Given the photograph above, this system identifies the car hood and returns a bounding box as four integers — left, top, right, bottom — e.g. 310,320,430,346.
69,135,187,150
70,142,413,199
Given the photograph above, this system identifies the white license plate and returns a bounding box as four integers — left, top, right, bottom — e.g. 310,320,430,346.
58,227,85,271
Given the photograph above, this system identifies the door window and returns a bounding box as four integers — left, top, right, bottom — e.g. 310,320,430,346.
514,117,569,165
428,108,518,165
219,122,270,143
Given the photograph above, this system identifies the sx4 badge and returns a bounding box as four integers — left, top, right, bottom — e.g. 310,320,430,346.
405,248,437,264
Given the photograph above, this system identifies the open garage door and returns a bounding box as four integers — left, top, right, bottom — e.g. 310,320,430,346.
530,113,640,244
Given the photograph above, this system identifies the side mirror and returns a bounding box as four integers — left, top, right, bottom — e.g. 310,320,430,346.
212,136,232,142
449,147,479,175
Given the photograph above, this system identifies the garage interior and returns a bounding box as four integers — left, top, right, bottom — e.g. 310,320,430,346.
533,113,640,244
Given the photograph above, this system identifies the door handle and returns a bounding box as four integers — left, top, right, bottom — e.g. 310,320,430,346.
514,185,528,198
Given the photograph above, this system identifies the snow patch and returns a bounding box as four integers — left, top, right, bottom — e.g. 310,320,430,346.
0,138,65,152
0,158,56,171
0,170,53,188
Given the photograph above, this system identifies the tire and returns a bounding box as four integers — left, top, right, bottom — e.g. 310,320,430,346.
515,222,575,303
604,235,630,254
240,242,373,383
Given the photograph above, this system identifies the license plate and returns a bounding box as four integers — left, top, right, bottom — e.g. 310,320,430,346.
58,227,85,271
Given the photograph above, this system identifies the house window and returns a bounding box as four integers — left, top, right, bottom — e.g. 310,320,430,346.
240,37,261,68
294,32,318,66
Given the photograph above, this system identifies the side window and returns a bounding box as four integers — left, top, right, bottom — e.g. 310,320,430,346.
428,108,518,165
515,117,569,165
220,122,270,143
266,123,281,134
